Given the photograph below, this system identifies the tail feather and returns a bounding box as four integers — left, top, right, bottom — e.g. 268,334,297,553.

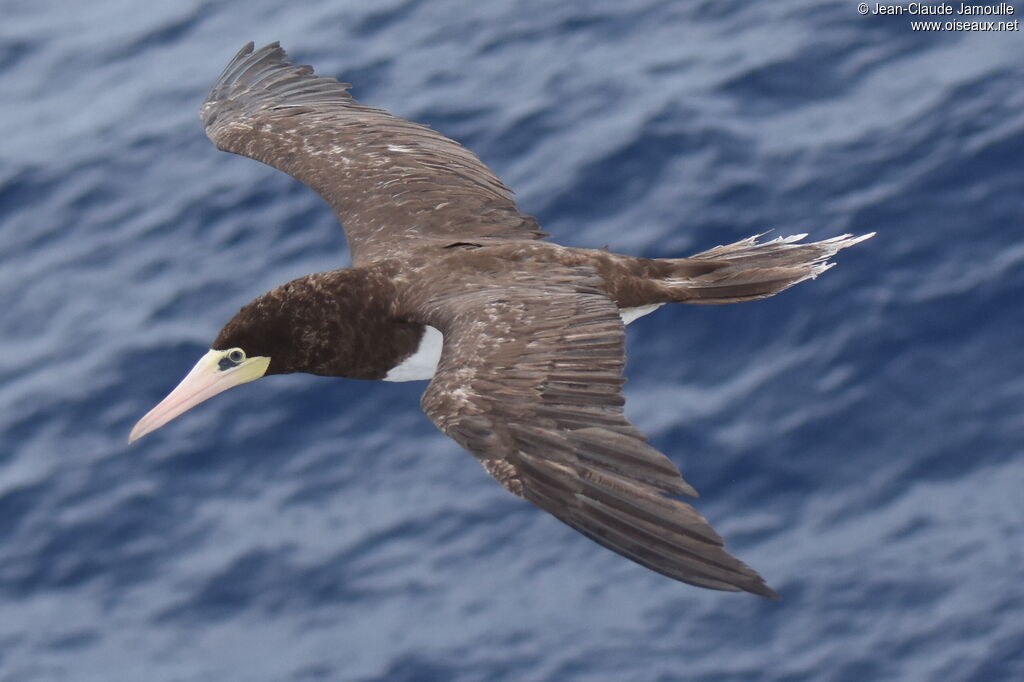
664,232,874,304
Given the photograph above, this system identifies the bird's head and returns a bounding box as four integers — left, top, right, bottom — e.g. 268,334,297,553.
129,269,413,443
128,326,274,444
128,292,298,444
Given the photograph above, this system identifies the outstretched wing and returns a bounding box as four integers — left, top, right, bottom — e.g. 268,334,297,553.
416,269,777,597
200,42,545,265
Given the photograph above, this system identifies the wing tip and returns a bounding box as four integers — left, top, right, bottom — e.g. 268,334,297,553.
739,575,780,599
200,39,355,135
684,557,779,599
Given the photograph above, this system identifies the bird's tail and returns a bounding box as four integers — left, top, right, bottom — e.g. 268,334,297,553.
659,232,874,304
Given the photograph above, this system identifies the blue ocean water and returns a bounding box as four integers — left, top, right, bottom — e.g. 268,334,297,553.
1,0,1022,680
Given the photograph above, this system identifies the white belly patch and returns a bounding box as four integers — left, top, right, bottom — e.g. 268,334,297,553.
384,325,444,382
619,303,663,325
383,304,664,382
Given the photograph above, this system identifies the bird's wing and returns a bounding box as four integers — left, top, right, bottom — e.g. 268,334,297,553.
200,42,545,265
416,268,777,597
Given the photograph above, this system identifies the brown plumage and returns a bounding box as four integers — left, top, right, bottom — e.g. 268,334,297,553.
133,42,875,599
201,43,545,265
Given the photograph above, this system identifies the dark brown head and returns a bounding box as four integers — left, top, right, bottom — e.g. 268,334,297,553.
129,269,421,443
210,280,320,377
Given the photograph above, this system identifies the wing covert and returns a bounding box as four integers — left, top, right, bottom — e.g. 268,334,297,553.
416,270,777,597
200,42,545,264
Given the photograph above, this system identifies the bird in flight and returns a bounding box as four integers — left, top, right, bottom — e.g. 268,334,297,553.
131,42,873,598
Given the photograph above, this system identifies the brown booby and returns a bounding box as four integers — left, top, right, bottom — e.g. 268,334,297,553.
130,42,873,598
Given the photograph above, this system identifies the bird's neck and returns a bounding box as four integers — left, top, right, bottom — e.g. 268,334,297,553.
244,268,426,380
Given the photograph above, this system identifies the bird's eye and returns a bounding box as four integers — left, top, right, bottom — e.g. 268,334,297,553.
217,349,246,372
